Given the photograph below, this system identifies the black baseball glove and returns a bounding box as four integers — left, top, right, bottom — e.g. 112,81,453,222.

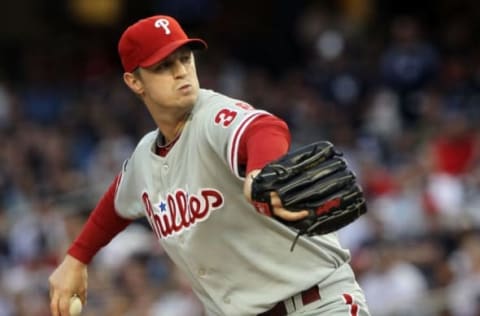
251,141,367,250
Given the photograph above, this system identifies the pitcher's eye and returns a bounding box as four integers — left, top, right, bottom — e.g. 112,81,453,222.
155,61,172,71
180,54,191,64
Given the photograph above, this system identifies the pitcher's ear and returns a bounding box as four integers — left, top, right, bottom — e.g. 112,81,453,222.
123,71,144,95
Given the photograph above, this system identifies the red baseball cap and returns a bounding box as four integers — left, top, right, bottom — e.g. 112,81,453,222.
118,15,207,72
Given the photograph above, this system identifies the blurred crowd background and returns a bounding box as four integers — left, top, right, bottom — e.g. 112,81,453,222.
1,0,480,315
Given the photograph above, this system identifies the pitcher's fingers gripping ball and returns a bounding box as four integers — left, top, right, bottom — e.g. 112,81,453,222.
251,141,367,250
69,296,83,316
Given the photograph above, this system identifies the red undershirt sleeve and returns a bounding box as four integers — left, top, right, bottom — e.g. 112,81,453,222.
67,174,133,264
238,115,291,174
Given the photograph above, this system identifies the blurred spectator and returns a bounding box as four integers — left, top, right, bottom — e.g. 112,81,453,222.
149,266,204,316
85,121,135,197
380,16,439,127
362,88,402,152
359,242,429,316
0,81,14,129
422,110,480,229
447,231,480,316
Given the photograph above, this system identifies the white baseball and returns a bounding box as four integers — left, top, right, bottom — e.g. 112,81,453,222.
69,296,83,316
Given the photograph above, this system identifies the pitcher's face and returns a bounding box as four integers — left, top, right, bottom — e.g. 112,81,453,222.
125,47,200,112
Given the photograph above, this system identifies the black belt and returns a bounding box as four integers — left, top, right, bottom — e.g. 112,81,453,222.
258,285,321,316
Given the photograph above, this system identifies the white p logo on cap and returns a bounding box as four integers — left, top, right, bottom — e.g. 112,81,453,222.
154,19,171,35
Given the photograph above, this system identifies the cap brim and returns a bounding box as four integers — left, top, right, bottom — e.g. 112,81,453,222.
139,39,207,69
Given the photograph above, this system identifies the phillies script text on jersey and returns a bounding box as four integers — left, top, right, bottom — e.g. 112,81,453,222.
142,188,224,239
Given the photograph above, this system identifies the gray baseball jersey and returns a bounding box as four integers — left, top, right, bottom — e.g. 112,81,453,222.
114,89,352,315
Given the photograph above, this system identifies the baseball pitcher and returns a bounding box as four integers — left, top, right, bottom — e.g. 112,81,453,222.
48,15,370,316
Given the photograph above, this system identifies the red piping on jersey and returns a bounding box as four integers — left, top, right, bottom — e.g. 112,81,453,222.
343,293,359,316
229,112,266,175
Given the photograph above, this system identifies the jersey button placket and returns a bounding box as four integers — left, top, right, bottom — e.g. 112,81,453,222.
162,163,169,173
